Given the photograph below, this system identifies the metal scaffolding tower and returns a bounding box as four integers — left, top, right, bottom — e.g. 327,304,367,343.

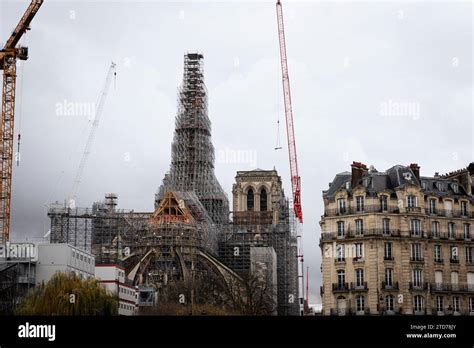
157,53,229,225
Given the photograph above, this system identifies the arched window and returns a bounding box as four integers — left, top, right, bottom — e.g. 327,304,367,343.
260,188,268,212
247,188,254,211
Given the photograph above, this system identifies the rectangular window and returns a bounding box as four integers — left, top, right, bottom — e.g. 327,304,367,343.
453,296,460,313
413,295,424,312
381,196,388,212
336,244,345,262
429,199,437,214
337,198,346,214
384,242,393,260
355,269,364,286
382,218,390,234
407,195,417,208
464,224,471,240
411,219,421,236
436,296,444,313
432,221,439,238
354,243,363,260
461,201,468,216
385,268,393,286
355,219,364,235
356,295,365,312
337,221,345,237
466,247,473,264
337,270,345,287
411,243,422,261
451,246,459,262
356,196,364,212
434,245,442,262
435,271,443,285
448,223,455,239
386,295,394,312
412,269,423,287
445,200,453,216
470,298,474,313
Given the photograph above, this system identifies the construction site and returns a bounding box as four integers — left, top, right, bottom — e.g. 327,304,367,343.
46,52,300,315
0,0,304,316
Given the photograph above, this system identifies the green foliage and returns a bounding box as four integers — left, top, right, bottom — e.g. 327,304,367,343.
15,272,118,316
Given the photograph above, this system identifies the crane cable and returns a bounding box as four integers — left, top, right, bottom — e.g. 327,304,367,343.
275,75,282,150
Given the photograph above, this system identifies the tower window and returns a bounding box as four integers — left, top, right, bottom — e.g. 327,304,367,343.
260,188,268,212
247,188,254,211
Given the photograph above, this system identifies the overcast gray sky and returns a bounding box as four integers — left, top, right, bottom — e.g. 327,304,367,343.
0,0,472,304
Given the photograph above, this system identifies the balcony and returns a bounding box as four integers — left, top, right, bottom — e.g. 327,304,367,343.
430,283,474,293
334,258,346,264
384,255,395,261
410,231,425,238
450,258,460,264
434,258,444,264
406,206,423,213
409,282,428,290
324,205,399,217
352,257,365,264
332,283,349,292
320,229,400,241
410,257,424,263
350,282,368,291
381,281,399,291
329,308,371,316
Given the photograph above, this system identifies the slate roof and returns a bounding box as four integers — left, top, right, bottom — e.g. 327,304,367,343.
323,164,474,201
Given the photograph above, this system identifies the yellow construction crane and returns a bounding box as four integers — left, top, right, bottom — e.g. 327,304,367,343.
0,0,44,243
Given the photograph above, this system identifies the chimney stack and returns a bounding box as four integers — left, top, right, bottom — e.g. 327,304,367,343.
409,163,420,181
468,162,474,176
351,161,368,189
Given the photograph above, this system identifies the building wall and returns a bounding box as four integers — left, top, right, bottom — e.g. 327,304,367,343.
222,169,299,316
250,246,278,315
320,163,474,316
95,265,137,316
36,244,95,284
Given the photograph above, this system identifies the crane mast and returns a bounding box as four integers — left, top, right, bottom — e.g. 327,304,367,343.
69,62,116,205
0,0,44,243
276,0,303,223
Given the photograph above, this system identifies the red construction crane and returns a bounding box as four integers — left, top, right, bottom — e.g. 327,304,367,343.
276,0,303,223
0,0,44,243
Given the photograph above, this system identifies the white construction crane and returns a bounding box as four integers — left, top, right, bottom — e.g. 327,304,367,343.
69,62,116,206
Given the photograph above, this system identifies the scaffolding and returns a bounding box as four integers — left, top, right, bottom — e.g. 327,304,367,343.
157,53,229,225
218,198,299,316
47,53,299,315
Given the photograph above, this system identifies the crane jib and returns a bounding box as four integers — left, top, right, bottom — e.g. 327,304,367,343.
276,0,303,223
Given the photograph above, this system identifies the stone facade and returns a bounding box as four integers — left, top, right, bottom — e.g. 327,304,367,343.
219,169,300,315
320,161,474,315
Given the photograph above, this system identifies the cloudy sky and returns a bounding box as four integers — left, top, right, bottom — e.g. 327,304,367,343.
1,0,472,304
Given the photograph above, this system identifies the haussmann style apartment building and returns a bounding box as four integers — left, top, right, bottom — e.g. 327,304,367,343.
320,161,474,316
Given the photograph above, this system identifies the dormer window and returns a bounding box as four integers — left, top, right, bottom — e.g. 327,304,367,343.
337,198,346,214
437,182,445,192
452,183,459,193
421,181,427,190
345,182,350,190
407,195,417,208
